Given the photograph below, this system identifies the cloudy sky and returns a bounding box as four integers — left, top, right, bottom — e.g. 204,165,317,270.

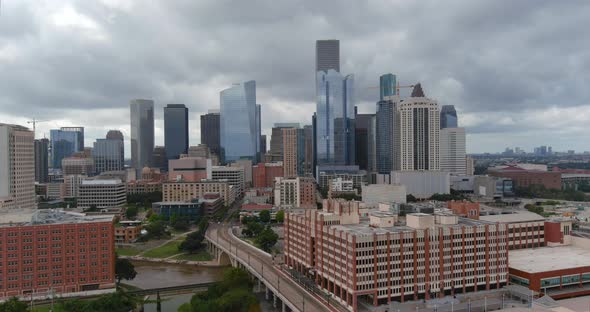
1,0,589,154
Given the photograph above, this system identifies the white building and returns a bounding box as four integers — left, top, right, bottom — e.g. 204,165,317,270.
465,156,475,175
398,98,440,171
0,124,36,211
230,159,253,188
274,177,316,209
78,179,126,209
211,166,245,194
330,177,354,192
64,174,86,198
361,184,407,207
390,171,450,198
440,128,466,175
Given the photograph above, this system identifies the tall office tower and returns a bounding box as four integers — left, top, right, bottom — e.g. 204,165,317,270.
269,123,301,162
200,109,221,157
316,70,355,166
303,125,313,176
93,130,124,174
311,114,317,176
283,128,298,177
130,99,155,175
315,40,340,72
255,104,262,163
164,104,189,161
375,99,399,174
354,108,375,171
367,115,377,172
152,146,167,172
260,135,267,157
379,73,396,100
60,127,85,151
399,85,440,171
34,138,49,183
220,81,258,163
0,124,35,211
440,105,458,129
440,128,467,175
50,129,82,169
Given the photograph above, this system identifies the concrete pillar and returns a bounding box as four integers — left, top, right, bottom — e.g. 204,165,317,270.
265,287,270,300
273,293,277,308
257,279,262,292
282,301,286,312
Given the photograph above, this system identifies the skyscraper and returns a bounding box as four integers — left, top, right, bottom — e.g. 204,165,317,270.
269,123,300,162
50,129,82,169
355,109,375,171
315,40,340,72
0,124,35,211
440,128,466,175
315,70,355,166
256,104,262,163
283,128,298,178
375,99,398,174
34,138,49,183
220,81,258,163
130,99,155,174
152,146,167,172
200,110,221,158
260,135,267,158
440,105,458,129
379,73,396,100
59,127,85,151
93,130,124,174
303,125,314,176
164,104,189,160
399,85,440,171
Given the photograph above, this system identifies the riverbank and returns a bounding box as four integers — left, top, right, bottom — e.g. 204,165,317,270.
121,254,226,267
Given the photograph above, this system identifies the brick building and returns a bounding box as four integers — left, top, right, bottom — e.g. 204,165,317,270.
162,180,235,206
0,210,115,299
114,221,142,244
252,162,283,188
488,166,561,190
447,201,480,220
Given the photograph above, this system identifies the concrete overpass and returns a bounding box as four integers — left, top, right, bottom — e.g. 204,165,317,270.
206,223,348,312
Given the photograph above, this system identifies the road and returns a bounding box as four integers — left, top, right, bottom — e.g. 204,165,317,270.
207,223,347,312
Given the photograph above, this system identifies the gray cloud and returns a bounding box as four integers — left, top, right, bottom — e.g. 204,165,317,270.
0,0,589,153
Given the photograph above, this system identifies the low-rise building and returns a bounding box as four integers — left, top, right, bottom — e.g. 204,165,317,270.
361,184,406,207
162,180,234,206
126,180,162,194
211,166,244,194
200,193,224,217
152,201,201,220
61,156,95,176
317,165,367,192
78,179,126,209
253,162,284,188
447,201,480,220
274,177,316,209
389,171,450,199
244,188,274,204
480,211,547,250
114,220,142,244
168,157,211,182
489,166,561,190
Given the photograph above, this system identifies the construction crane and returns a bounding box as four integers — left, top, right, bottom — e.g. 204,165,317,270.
366,82,416,96
27,118,46,134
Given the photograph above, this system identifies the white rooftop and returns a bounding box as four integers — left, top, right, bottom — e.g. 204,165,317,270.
479,211,545,223
509,246,590,273
81,178,122,185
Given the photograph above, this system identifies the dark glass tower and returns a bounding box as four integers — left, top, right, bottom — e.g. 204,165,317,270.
440,105,458,129
315,40,340,72
200,110,221,158
379,73,396,100
164,104,189,160
93,130,124,174
130,99,155,174
354,107,374,171
34,138,49,182
375,99,397,174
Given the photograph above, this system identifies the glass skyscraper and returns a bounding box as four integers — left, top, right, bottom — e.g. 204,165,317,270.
315,69,355,166
34,138,49,182
220,81,258,163
440,105,458,128
375,99,398,174
164,104,189,160
379,73,396,100
50,129,82,169
200,110,221,157
315,40,340,72
130,99,154,174
93,130,124,174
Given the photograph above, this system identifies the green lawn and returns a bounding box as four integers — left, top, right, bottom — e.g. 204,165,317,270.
116,247,142,256
142,239,183,258
174,250,213,262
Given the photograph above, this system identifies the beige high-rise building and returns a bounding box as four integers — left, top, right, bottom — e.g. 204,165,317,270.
282,128,298,177
0,124,36,211
398,97,440,171
440,127,466,175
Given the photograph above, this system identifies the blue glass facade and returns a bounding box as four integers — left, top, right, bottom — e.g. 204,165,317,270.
376,100,396,174
50,129,81,169
379,73,396,100
93,133,124,174
130,99,155,173
164,104,189,161
315,70,355,166
256,104,261,163
440,105,458,129
220,81,258,163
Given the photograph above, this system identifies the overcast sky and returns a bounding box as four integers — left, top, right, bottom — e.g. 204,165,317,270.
1,0,589,154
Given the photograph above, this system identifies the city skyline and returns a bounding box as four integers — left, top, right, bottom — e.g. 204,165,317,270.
1,1,589,154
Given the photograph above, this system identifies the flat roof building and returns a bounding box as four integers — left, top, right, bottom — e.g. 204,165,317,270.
78,179,126,209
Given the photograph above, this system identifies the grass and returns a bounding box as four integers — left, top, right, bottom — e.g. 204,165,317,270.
116,247,142,256
174,250,213,262
142,239,183,258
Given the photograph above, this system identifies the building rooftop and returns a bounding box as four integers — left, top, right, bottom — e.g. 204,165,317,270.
479,211,545,223
81,179,123,185
0,209,113,227
561,174,590,179
510,246,590,273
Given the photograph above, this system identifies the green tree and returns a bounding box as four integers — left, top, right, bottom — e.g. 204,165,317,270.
254,226,278,253
259,210,271,223
275,210,285,223
0,297,28,312
125,205,138,219
144,220,169,239
179,231,205,254
406,194,418,203
242,221,263,238
115,257,137,284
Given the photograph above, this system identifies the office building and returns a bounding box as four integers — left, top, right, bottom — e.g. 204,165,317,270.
162,180,235,206
316,165,366,192
355,109,375,171
466,156,475,175
211,166,244,194
63,174,85,198
78,179,126,209
220,81,258,163
59,127,84,151
315,39,340,72
62,156,94,176
316,70,355,166
440,128,467,175
440,105,458,129
34,138,49,183
126,180,162,195
268,123,300,162
0,210,115,299
361,184,406,207
488,166,561,190
283,128,298,177
130,99,155,175
285,201,509,311
164,104,189,161
274,177,316,209
200,110,221,157
379,73,396,100
50,128,83,169
187,144,219,166
399,85,440,171
152,146,167,172
168,157,212,182
230,159,253,188
389,171,450,199
256,104,262,163
93,130,124,174
303,125,314,176
375,98,399,174
253,162,284,188
115,221,142,244
0,124,36,211
152,201,201,220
